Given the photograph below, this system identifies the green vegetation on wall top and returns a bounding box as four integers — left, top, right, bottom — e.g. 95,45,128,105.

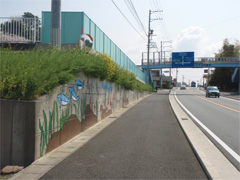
0,47,152,100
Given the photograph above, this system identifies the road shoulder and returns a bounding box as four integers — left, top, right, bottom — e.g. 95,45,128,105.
169,89,240,179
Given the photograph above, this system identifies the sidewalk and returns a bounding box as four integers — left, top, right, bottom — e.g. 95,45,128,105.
11,91,207,179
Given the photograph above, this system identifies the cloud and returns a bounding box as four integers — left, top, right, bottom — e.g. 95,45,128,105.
198,40,222,57
178,26,205,40
173,26,222,57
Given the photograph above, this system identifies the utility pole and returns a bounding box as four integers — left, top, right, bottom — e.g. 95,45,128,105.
51,0,61,49
160,40,172,88
176,68,178,87
147,10,162,84
207,68,210,86
160,41,163,63
160,41,162,88
147,10,151,84
160,40,172,63
169,68,172,92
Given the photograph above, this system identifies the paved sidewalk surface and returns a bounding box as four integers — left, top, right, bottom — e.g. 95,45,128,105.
40,91,207,179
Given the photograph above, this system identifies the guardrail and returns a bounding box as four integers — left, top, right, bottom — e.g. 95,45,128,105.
0,17,41,43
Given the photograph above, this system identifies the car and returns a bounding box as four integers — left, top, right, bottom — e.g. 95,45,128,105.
180,85,186,90
206,86,220,98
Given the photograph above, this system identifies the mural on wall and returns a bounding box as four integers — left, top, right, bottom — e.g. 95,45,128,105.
57,91,70,107
69,86,79,102
75,80,85,90
39,101,71,156
39,79,85,156
38,76,139,157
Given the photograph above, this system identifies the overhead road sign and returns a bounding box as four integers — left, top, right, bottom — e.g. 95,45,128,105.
172,52,194,68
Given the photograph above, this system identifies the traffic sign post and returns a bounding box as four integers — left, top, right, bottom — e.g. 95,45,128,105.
172,52,194,68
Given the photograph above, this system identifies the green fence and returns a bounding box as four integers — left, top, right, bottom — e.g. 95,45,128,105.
41,11,145,82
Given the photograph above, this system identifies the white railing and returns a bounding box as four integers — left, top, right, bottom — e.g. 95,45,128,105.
0,17,41,43
142,57,240,66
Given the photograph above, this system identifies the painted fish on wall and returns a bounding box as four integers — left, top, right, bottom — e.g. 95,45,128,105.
69,86,79,101
57,91,70,108
75,80,85,90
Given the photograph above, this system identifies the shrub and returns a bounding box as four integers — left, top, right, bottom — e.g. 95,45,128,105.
0,48,152,100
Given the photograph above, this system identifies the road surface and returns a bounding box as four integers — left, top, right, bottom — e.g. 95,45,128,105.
175,87,240,169
40,91,207,179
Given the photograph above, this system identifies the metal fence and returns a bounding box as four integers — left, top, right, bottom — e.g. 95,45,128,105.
0,17,41,43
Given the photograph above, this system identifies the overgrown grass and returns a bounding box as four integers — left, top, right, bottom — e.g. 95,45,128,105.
0,47,152,100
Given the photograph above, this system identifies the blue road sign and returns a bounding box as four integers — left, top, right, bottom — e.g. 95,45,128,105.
172,52,194,67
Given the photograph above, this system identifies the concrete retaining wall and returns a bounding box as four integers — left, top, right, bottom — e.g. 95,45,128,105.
0,72,147,169
0,100,35,169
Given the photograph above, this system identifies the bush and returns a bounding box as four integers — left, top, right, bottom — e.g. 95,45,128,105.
0,48,152,100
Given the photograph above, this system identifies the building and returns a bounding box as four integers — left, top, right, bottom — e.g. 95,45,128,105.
151,69,172,89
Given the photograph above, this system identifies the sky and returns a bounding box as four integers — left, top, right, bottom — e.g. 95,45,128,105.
1,0,240,84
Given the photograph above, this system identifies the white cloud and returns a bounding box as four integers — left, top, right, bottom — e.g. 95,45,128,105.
171,26,226,85
173,26,222,57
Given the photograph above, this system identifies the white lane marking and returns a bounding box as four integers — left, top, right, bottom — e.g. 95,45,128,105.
220,96,240,103
174,91,240,164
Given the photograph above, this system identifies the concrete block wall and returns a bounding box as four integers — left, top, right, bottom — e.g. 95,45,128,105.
0,72,147,169
0,100,35,169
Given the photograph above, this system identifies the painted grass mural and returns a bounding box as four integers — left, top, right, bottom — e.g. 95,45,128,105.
37,76,129,157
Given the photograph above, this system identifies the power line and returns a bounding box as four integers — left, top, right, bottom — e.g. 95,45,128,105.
154,3,170,40
111,0,147,41
124,0,142,31
124,0,147,36
150,0,171,41
203,16,240,28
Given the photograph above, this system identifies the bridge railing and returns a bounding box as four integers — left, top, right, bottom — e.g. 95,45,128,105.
195,57,240,64
142,57,240,66
142,58,171,66
0,17,41,43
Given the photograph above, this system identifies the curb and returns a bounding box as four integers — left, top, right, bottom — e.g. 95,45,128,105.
169,89,240,180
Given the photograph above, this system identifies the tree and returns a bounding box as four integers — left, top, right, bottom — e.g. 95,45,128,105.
22,12,35,18
209,39,240,91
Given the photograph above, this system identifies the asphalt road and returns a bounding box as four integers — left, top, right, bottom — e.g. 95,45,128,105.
176,87,240,169
40,91,207,179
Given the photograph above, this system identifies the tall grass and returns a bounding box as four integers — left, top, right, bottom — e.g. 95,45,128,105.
0,48,152,100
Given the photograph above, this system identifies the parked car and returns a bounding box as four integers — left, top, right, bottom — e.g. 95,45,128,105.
206,86,220,98
180,85,186,90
